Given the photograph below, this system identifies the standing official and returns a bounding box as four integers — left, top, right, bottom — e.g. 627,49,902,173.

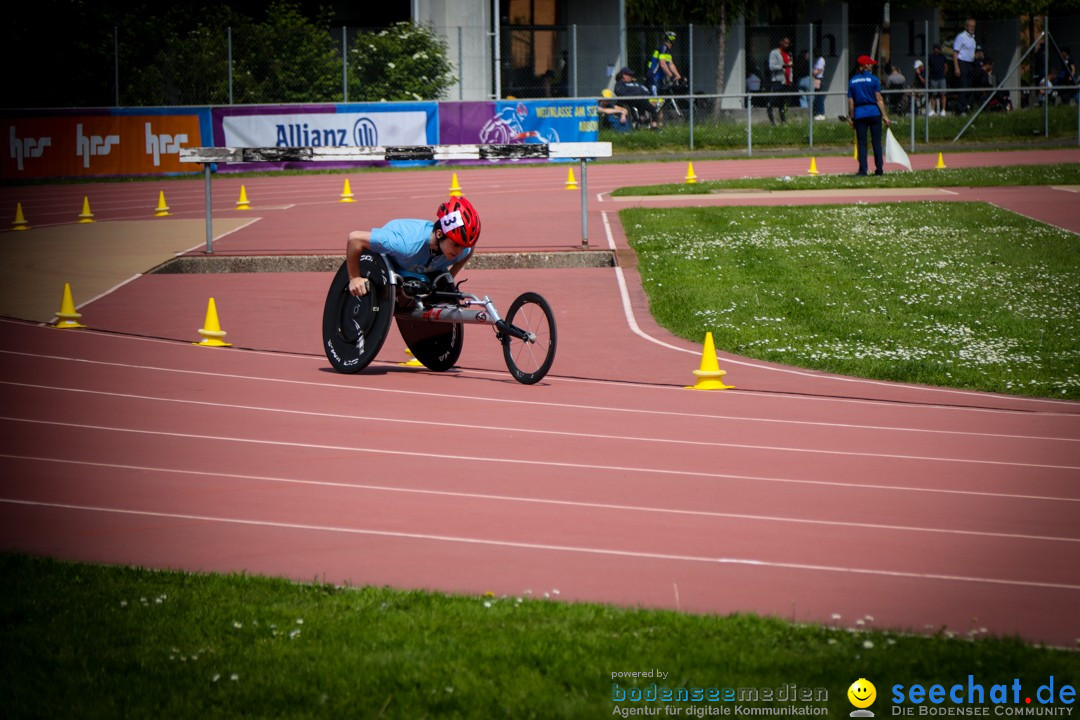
847,55,892,176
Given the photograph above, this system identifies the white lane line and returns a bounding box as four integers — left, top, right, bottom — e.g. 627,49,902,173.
3,381,1076,466
599,211,1080,409
1,353,1078,441
2,417,1080,496
3,498,1078,591
5,454,1077,543
2,328,1078,417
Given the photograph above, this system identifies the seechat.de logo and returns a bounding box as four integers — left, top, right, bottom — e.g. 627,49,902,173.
849,679,878,718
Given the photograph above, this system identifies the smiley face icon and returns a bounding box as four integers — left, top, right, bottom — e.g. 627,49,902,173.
848,679,877,709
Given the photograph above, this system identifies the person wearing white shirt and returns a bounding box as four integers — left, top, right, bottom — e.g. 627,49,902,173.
953,18,977,113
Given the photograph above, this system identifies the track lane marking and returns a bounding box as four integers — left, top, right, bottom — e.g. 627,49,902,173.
1,418,1078,499
4,381,1076,465
1,350,1077,438
4,454,1078,542
3,498,1078,591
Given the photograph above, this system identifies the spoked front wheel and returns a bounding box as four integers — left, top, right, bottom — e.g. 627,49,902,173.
501,292,557,385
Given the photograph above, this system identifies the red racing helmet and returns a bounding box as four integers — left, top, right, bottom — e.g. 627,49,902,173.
436,196,482,248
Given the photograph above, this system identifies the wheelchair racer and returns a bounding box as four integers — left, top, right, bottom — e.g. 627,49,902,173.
346,196,481,297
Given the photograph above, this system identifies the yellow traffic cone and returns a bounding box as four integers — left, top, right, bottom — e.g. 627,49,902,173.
77,196,94,223
686,332,734,391
936,152,947,169
154,191,170,217
194,298,232,347
236,185,251,210
339,178,356,203
808,157,819,176
400,348,424,367
565,167,578,190
449,173,463,197
12,202,29,230
53,283,87,329
685,161,698,184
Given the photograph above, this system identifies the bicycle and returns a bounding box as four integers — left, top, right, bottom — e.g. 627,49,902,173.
322,255,557,385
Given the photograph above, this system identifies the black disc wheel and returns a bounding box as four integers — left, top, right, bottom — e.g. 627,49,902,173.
322,257,394,373
501,292,557,385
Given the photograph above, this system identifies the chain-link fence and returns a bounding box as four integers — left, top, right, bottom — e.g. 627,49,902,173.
8,13,1078,150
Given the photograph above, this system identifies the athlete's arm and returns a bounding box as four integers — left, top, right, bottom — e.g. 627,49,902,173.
346,230,373,296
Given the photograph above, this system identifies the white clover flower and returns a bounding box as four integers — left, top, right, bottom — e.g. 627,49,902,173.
863,640,874,649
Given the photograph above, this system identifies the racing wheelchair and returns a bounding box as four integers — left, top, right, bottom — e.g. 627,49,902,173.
322,255,557,385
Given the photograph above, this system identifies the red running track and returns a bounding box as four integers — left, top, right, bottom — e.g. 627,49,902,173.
0,153,1079,646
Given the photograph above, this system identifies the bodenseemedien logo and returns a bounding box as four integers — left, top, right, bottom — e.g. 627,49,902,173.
849,679,878,717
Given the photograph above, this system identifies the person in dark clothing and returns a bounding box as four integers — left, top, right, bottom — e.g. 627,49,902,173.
614,67,661,129
847,54,892,176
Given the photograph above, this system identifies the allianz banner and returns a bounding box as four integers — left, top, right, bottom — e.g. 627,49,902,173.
2,110,210,180
213,102,438,169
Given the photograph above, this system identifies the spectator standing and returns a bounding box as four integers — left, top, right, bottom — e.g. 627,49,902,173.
795,50,811,108
885,63,907,113
913,59,927,114
847,54,892,176
812,53,827,119
1056,47,1077,105
928,44,948,116
953,18,978,113
767,36,793,125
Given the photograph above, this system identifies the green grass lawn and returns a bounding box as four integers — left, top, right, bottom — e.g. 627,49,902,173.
620,202,1080,399
610,163,1080,195
3,554,1078,719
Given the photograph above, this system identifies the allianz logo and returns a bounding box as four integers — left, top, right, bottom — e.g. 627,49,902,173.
9,127,51,171
275,118,378,147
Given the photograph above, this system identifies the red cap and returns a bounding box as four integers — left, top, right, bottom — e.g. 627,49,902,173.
857,54,877,66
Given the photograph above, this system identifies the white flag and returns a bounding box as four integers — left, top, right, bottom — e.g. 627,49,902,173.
884,128,912,171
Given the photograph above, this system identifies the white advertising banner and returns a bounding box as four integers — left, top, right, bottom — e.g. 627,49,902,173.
222,111,430,148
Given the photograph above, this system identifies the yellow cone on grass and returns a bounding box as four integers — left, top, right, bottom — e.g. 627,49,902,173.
936,152,947,169
154,191,171,217
685,161,698,184
77,196,94,223
194,298,232,347
449,173,463,197
236,185,251,210
53,283,87,329
686,332,734,391
808,157,819,176
565,167,578,190
12,202,29,230
339,178,356,203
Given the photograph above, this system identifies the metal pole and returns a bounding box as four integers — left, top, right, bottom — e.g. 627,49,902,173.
203,164,214,254
910,94,915,151
459,26,464,100
342,27,348,102
808,23,814,148
1044,16,1050,138
228,27,234,105
579,158,588,249
688,23,694,151
571,25,578,98
114,26,120,107
924,20,930,145
492,0,501,99
746,96,752,156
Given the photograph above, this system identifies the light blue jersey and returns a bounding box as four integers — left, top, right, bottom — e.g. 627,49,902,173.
370,219,472,275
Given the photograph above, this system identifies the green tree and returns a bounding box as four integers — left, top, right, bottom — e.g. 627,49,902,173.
232,2,342,103
347,22,455,101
